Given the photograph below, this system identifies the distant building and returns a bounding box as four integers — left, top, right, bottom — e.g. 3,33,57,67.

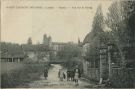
1,43,25,62
43,34,52,46
22,44,50,62
22,44,38,61
1,54,25,62
51,42,68,56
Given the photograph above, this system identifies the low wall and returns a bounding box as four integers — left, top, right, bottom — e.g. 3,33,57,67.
83,68,100,82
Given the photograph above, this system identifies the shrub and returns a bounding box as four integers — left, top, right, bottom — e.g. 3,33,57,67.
1,63,44,88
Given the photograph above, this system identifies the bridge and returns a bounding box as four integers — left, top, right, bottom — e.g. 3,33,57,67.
49,60,66,64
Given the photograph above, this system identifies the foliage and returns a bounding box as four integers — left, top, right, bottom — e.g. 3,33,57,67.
1,63,44,88
65,57,83,71
105,1,135,87
105,1,135,67
57,44,81,60
111,68,134,88
84,5,105,62
56,43,82,69
49,51,56,60
91,5,104,37
1,42,24,56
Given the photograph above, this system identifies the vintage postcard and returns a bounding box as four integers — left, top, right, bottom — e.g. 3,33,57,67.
1,0,135,88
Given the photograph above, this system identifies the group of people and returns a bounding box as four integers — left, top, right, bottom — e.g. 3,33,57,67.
58,66,82,86
43,65,82,86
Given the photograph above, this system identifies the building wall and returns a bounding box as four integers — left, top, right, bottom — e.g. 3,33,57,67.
1,58,24,63
26,51,38,61
82,42,100,81
83,59,100,81
52,44,65,51
82,43,90,56
51,43,67,57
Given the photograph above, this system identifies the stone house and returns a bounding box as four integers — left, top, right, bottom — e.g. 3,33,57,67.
82,32,100,81
51,42,68,56
82,31,135,86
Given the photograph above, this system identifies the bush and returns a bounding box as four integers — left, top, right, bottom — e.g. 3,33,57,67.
1,63,44,88
111,68,134,88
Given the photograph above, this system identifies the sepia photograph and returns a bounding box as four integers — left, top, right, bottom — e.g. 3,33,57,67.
1,0,135,88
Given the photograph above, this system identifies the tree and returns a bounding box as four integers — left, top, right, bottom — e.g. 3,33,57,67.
92,5,104,37
105,1,135,67
57,44,81,60
27,37,32,45
56,43,82,69
84,5,105,62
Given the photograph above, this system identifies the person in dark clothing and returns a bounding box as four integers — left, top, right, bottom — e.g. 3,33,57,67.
70,70,75,81
63,72,66,79
58,69,60,78
66,70,71,81
44,67,48,80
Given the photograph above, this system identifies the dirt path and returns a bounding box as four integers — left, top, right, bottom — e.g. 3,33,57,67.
28,64,95,88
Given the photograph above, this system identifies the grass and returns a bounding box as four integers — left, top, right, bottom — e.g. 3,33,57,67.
1,62,45,88
1,62,24,74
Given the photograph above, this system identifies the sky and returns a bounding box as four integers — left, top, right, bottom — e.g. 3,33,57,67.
1,0,112,44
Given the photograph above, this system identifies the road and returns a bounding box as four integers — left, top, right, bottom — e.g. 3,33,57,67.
28,64,95,88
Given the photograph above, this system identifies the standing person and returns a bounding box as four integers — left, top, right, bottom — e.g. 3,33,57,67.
66,70,70,81
59,69,63,81
58,69,60,78
74,65,80,86
44,67,48,80
63,72,66,80
70,70,75,81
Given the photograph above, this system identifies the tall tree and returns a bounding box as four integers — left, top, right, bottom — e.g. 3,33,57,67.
106,1,135,67
92,5,104,37
84,5,105,62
